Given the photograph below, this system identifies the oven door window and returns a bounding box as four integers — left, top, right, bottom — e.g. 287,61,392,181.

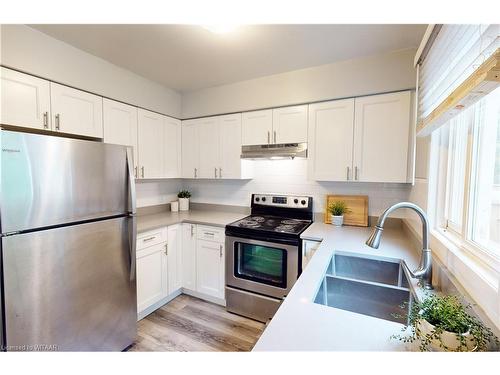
234,243,287,288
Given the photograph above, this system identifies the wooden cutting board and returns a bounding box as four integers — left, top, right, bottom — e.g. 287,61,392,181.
324,195,369,227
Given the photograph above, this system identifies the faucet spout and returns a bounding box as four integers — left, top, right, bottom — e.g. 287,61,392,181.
365,202,433,289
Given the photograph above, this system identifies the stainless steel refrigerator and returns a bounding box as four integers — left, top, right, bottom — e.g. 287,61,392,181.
0,129,137,351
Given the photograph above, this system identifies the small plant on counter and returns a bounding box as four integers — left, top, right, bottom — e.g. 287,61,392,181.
177,190,191,211
177,190,192,199
392,294,498,351
327,200,350,226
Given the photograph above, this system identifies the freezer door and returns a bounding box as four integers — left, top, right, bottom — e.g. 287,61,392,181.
0,130,131,233
1,216,137,351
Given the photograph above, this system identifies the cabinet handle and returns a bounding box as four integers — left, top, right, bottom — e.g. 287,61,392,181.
273,130,277,144
141,166,145,178
190,225,194,237
204,232,215,236
219,168,222,178
355,166,359,181
55,114,60,130
134,166,137,178
219,244,223,258
214,167,217,178
142,236,156,242
346,166,350,181
267,131,270,144
164,243,168,256
194,168,197,178
43,111,49,129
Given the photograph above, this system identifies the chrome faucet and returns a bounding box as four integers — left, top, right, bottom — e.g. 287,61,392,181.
365,202,433,289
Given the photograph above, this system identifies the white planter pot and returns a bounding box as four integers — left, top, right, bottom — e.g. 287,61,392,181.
178,197,190,211
170,201,179,212
417,318,475,351
331,215,344,226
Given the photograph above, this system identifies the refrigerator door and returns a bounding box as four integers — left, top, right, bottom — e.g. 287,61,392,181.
0,130,131,234
1,216,137,351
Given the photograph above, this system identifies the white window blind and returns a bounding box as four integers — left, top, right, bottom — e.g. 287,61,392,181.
418,24,499,122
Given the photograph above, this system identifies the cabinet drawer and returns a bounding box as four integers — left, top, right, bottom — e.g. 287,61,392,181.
137,227,167,250
196,225,224,243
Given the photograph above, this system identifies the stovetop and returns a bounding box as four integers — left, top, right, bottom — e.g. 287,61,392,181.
228,214,312,235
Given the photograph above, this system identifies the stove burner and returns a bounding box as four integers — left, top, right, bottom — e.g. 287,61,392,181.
275,224,296,233
238,220,261,228
252,216,266,223
281,219,302,225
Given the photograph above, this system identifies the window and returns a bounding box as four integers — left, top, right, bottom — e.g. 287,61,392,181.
437,86,500,261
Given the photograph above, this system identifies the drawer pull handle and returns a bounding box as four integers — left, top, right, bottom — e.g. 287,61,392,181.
204,232,215,236
142,236,156,242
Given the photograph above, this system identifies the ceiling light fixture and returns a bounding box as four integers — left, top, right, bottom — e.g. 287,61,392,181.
202,24,239,34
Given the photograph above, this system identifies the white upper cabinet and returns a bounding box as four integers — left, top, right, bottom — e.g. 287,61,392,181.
137,108,165,179
103,98,138,175
353,91,412,183
163,116,182,178
272,105,308,144
50,82,103,138
241,109,273,145
218,114,252,179
308,99,355,181
181,119,201,178
1,67,51,131
197,117,220,179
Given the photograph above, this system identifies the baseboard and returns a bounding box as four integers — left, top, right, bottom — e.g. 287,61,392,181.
137,289,182,321
182,288,226,307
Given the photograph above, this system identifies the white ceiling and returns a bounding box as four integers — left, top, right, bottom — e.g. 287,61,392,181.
31,24,426,93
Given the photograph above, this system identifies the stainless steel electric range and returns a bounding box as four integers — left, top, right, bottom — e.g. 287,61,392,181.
225,194,313,322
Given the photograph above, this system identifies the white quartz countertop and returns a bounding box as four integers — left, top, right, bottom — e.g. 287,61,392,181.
253,222,422,351
137,209,247,233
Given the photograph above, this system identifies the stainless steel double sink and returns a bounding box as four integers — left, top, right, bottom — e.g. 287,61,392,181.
314,254,414,324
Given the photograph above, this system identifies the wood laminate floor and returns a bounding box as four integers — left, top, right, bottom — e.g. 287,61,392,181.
128,294,266,352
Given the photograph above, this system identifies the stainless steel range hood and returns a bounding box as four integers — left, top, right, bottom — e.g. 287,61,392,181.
241,143,307,159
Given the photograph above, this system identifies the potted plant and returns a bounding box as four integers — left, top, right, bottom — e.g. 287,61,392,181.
327,200,350,226
177,190,192,211
392,294,498,351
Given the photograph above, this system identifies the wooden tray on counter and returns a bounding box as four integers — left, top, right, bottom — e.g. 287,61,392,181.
324,195,369,227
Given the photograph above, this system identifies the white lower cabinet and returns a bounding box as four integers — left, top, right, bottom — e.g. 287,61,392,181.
167,224,182,294
196,239,225,299
136,241,168,313
182,223,197,291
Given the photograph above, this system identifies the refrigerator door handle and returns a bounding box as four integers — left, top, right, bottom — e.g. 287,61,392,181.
129,215,137,282
126,147,137,215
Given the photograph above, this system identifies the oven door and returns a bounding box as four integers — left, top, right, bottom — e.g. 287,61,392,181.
225,236,298,299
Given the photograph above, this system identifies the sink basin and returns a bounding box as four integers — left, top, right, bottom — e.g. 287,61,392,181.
314,254,413,324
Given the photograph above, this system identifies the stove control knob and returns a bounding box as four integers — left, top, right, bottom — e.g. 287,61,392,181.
294,198,299,204
301,199,306,205
262,197,266,202
255,197,260,202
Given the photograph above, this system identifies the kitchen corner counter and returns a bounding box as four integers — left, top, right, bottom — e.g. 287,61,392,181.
253,223,422,351
137,209,247,233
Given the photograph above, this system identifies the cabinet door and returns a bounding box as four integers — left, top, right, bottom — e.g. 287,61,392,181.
353,91,411,183
308,99,355,181
137,108,165,179
164,116,181,178
181,119,200,178
241,109,273,146
50,82,103,138
0,67,51,130
136,243,168,313
196,239,224,299
103,98,138,175
182,223,197,291
167,224,182,294
218,113,242,179
197,117,219,179
272,105,308,144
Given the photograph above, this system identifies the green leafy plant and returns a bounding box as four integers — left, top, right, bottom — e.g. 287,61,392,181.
177,190,192,199
392,294,498,351
327,200,350,216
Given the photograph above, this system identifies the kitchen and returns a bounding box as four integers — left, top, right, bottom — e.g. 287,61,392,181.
1,2,500,373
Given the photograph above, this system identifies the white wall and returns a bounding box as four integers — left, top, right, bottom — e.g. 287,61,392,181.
184,159,410,216
136,180,183,208
0,25,182,117
181,48,417,118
